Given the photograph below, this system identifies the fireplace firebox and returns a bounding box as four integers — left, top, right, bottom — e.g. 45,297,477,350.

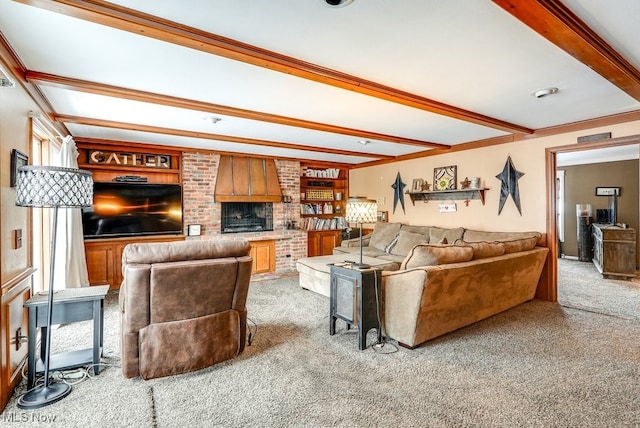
221,202,273,234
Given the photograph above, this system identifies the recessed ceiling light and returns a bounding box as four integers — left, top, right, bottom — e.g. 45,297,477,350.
532,87,559,98
324,0,355,8
204,116,222,124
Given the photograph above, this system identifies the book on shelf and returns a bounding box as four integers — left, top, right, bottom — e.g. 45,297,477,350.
301,216,346,231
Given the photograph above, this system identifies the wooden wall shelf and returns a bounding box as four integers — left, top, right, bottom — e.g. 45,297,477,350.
406,188,487,206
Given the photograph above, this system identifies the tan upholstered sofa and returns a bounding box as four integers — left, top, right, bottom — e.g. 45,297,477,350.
120,239,252,379
297,223,549,348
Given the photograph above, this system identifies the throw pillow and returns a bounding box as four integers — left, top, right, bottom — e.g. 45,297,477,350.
369,222,402,251
400,225,433,236
400,244,473,270
390,230,430,256
429,227,465,244
454,239,505,259
384,233,400,254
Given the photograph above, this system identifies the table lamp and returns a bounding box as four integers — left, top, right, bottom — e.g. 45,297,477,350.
15,165,93,409
345,196,377,268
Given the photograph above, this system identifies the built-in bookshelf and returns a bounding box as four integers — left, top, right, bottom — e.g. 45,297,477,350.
300,165,347,229
300,164,348,256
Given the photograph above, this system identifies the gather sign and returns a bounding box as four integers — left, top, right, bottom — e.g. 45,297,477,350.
88,150,171,169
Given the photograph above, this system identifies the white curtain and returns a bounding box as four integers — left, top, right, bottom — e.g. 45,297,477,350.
53,136,90,289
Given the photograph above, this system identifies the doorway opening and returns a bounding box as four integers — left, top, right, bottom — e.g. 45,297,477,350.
548,136,640,319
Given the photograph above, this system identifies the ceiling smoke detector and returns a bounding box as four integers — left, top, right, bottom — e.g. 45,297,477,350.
532,87,559,98
324,0,355,7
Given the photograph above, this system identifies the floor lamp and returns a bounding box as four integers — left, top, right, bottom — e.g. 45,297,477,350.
15,165,93,409
345,196,377,268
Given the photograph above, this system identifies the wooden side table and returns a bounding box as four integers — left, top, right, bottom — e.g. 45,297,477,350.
329,264,382,350
24,285,109,389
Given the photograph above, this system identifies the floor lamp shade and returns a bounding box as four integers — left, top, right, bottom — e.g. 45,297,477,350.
346,197,377,267
15,165,93,409
15,165,93,208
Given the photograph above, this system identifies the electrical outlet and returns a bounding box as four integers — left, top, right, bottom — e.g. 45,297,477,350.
376,197,385,205
439,203,457,213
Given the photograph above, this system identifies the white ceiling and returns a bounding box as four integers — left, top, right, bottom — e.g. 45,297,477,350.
1,0,640,166
557,145,639,167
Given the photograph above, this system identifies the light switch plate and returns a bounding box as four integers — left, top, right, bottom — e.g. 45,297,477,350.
439,203,457,213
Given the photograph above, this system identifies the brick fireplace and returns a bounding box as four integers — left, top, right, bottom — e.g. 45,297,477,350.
181,152,306,273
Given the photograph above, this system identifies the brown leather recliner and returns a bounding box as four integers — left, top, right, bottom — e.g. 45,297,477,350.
119,239,252,379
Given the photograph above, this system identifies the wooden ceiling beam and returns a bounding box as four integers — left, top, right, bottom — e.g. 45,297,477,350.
17,0,532,135
54,114,395,160
493,0,640,101
26,70,448,150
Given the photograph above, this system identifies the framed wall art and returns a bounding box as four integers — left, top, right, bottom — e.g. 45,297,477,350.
433,165,457,191
10,149,28,188
411,178,424,193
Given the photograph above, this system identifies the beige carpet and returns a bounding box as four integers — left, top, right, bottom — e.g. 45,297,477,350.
558,257,640,320
3,276,639,427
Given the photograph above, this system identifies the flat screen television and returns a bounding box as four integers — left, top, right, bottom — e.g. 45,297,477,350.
82,182,183,238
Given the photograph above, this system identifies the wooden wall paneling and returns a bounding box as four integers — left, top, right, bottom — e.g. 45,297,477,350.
85,236,185,289
75,141,182,184
0,270,33,410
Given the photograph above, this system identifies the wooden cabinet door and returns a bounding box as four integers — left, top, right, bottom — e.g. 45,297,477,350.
307,230,341,257
250,240,276,274
85,242,114,286
307,233,321,257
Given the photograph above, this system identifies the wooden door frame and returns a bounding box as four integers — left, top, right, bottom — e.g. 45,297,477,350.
541,134,640,301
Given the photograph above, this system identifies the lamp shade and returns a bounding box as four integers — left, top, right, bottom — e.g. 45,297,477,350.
345,196,377,224
15,165,93,208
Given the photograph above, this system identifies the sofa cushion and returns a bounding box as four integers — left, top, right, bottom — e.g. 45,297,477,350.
369,222,402,251
462,230,541,254
376,253,407,264
391,230,430,256
400,225,433,237
332,246,388,258
428,227,465,244
454,239,506,259
502,236,540,254
400,244,473,270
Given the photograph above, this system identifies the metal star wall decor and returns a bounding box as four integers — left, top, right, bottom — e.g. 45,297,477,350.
391,172,406,214
496,156,524,215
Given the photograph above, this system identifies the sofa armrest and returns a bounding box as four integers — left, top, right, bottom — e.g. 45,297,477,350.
120,263,152,333
341,233,372,247
381,269,428,346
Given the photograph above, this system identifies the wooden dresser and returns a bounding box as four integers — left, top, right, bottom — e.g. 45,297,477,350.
592,224,637,279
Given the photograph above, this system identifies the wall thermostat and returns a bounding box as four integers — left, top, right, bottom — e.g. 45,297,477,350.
187,224,201,236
